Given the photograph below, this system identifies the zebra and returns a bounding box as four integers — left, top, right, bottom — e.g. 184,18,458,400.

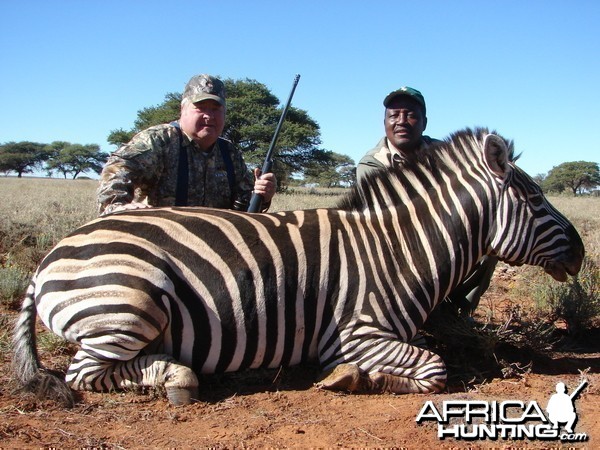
12,127,584,406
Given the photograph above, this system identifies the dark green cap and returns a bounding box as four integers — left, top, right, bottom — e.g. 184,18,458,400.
383,86,426,114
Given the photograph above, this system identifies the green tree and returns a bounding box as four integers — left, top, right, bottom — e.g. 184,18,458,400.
44,140,69,177
0,141,49,177
135,92,182,131
46,141,108,179
106,78,350,186
222,79,325,188
543,161,600,195
532,173,546,187
106,128,137,147
222,79,321,168
107,93,181,146
304,150,356,187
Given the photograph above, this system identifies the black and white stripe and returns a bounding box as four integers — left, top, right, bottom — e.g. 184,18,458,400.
13,128,584,405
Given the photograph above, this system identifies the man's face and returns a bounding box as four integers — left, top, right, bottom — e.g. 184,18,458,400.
384,96,427,155
179,99,225,151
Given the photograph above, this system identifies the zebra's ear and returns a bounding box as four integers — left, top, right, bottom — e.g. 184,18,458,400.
483,134,510,179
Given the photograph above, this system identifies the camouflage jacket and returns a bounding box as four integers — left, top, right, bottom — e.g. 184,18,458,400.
97,123,255,214
356,135,438,180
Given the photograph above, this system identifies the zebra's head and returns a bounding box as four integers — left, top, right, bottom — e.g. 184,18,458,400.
347,128,584,283
345,128,584,283
482,132,584,281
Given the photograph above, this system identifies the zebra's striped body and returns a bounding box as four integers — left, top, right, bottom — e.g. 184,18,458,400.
13,128,584,405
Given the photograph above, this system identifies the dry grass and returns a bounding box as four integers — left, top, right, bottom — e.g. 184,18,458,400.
546,196,600,263
0,178,97,270
0,177,97,227
271,187,347,211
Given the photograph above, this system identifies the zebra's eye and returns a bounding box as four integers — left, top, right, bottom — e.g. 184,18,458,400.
529,193,544,207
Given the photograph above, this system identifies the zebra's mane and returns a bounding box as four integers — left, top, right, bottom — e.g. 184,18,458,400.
338,127,516,212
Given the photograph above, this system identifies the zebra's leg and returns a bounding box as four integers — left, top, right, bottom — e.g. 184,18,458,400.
367,363,446,394
365,341,446,394
66,350,199,405
317,340,446,394
409,332,428,349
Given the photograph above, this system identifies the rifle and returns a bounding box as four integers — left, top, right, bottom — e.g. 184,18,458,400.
569,379,588,400
247,74,301,213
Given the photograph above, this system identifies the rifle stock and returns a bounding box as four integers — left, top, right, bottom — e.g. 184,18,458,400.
247,74,300,212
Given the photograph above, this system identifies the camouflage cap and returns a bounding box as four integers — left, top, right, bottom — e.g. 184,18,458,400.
182,74,226,106
383,86,426,114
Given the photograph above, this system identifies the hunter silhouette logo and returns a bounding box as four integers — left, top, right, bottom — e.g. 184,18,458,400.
416,379,589,442
546,380,587,434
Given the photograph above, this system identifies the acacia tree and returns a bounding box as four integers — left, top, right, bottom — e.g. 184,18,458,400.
46,141,108,179
303,150,356,187
106,78,349,186
0,141,49,177
44,141,71,177
543,161,600,195
532,173,546,187
107,93,181,147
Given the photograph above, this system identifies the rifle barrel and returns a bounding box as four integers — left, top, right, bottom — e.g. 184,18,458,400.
569,379,588,400
247,74,301,213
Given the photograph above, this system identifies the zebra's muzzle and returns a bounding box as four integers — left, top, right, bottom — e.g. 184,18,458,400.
543,225,585,282
544,261,577,282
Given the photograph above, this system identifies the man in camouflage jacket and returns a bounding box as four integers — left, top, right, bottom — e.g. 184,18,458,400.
97,74,276,215
357,86,497,315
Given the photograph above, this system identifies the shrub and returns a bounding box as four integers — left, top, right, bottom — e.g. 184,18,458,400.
531,257,600,335
0,265,30,310
37,331,73,356
0,314,12,358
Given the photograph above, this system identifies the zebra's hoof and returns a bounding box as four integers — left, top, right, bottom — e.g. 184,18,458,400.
166,386,198,406
316,364,363,392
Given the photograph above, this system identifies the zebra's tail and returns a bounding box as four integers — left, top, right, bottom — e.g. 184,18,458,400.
12,281,74,407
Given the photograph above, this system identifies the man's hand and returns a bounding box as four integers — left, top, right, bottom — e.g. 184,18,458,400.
101,202,153,216
253,168,277,203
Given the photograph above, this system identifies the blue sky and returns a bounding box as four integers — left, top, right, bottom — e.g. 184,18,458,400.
1,0,598,177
